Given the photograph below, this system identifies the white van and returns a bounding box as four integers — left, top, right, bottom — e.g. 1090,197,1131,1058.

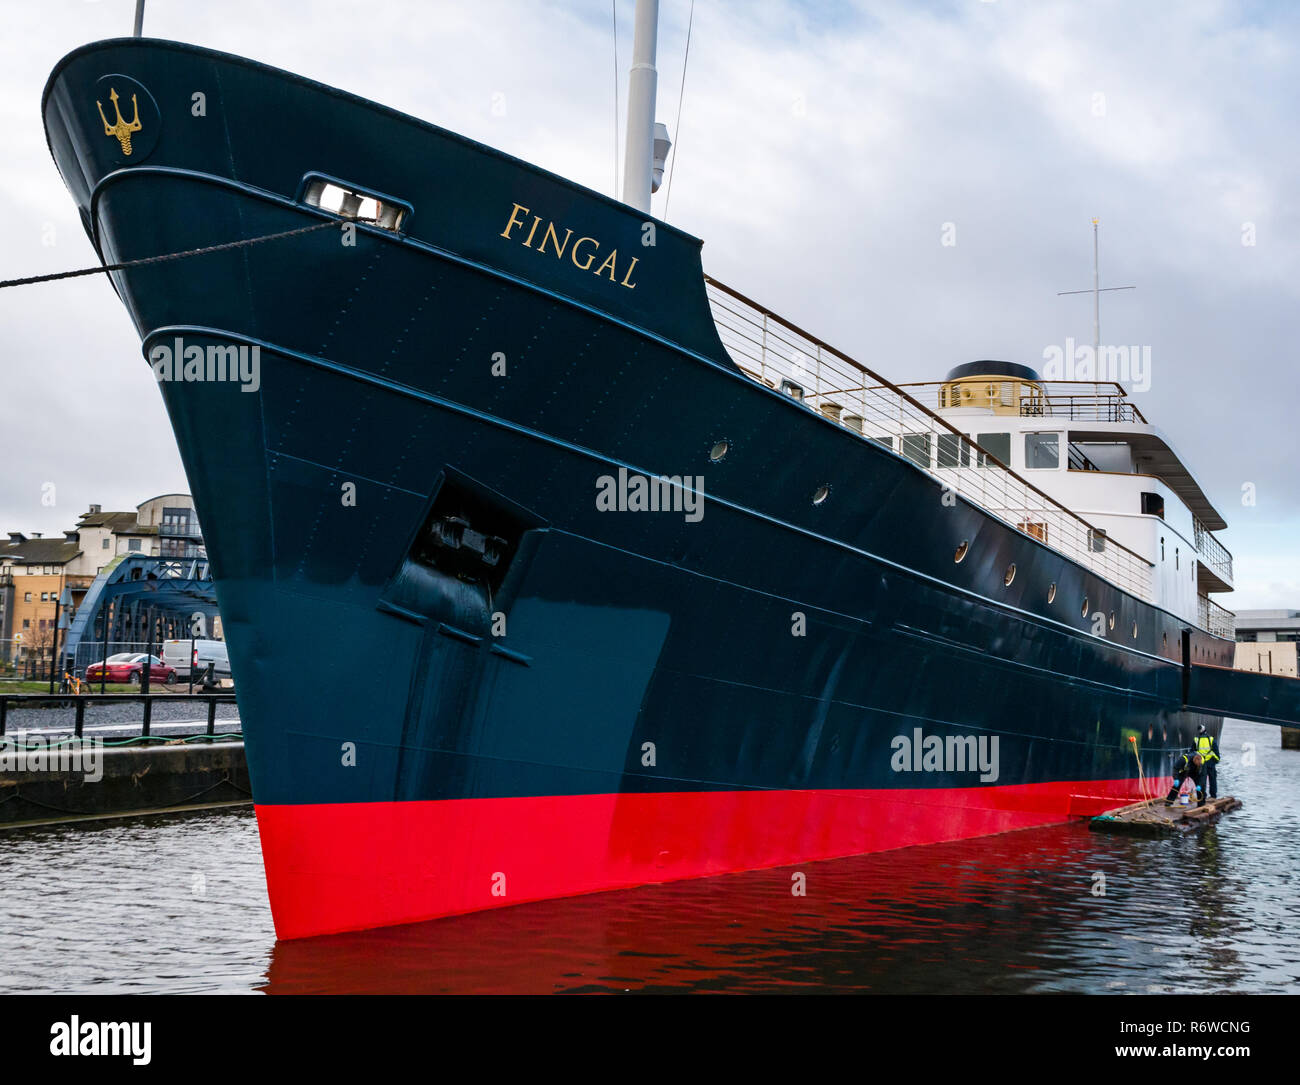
162,638,232,682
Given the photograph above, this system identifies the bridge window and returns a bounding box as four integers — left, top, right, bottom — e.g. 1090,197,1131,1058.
936,433,970,468
1024,432,1060,470
973,432,1010,468
902,434,932,468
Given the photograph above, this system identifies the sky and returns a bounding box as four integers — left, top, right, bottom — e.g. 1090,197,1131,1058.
1,0,1297,609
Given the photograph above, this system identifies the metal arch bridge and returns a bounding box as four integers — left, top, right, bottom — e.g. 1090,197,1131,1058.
62,553,220,672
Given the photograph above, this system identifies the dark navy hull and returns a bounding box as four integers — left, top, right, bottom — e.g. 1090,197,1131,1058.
45,39,1232,937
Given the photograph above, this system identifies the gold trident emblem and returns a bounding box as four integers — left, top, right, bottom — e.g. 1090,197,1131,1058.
96,87,142,155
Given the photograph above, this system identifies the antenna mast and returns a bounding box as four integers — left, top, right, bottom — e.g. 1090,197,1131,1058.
1057,219,1136,356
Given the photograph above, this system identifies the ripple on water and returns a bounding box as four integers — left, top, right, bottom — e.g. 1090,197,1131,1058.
0,720,1296,994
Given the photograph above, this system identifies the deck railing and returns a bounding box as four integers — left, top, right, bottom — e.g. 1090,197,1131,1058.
705,277,1156,603
1193,517,1234,585
1198,595,1236,639
896,380,1147,423
1030,388,1145,423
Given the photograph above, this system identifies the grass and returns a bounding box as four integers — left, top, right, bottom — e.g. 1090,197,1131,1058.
0,681,198,695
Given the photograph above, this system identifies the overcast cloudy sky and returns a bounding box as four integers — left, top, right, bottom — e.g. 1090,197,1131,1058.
1,0,1297,608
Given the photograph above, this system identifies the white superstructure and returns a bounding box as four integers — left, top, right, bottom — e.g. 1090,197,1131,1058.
706,281,1235,638
926,361,1233,634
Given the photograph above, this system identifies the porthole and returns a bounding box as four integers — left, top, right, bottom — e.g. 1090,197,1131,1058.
1004,563,1016,587
709,440,730,463
954,540,969,563
1047,582,1057,604
1081,597,1089,618
1109,612,1116,631
812,484,831,505
1163,632,1168,650
1132,621,1138,639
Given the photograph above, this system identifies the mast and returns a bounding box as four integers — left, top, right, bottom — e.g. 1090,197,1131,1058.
621,0,660,212
1092,217,1100,356
1057,219,1135,356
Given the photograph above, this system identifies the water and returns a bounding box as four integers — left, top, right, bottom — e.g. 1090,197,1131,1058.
1,719,1296,994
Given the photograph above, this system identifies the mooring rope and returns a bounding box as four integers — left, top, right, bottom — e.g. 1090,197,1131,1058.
0,220,338,290
1128,736,1150,798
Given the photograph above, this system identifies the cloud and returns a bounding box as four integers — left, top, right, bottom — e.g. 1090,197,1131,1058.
1,0,1296,606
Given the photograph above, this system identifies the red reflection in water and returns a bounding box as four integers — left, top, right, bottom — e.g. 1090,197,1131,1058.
263,822,1142,994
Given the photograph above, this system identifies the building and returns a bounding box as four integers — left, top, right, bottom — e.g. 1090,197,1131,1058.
1234,609,1300,676
1,495,205,671
1234,609,1300,645
71,494,205,574
0,533,90,670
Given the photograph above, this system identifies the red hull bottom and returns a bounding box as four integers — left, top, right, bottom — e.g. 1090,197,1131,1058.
256,777,1164,939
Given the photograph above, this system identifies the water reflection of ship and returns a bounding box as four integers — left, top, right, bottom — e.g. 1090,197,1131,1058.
260,824,1245,994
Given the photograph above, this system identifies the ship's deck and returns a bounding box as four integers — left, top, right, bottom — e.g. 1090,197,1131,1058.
704,277,1159,606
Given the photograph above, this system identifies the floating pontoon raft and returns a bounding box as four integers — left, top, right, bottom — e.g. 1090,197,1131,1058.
1089,796,1242,836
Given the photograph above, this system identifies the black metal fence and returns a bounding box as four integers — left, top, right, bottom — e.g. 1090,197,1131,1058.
0,693,238,742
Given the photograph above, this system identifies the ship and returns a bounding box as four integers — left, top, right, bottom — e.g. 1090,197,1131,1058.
41,18,1300,939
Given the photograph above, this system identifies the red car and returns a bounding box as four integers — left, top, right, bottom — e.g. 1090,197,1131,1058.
84,653,177,685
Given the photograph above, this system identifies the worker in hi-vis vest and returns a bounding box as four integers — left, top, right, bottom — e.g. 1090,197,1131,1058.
1165,752,1205,806
1194,724,1220,800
